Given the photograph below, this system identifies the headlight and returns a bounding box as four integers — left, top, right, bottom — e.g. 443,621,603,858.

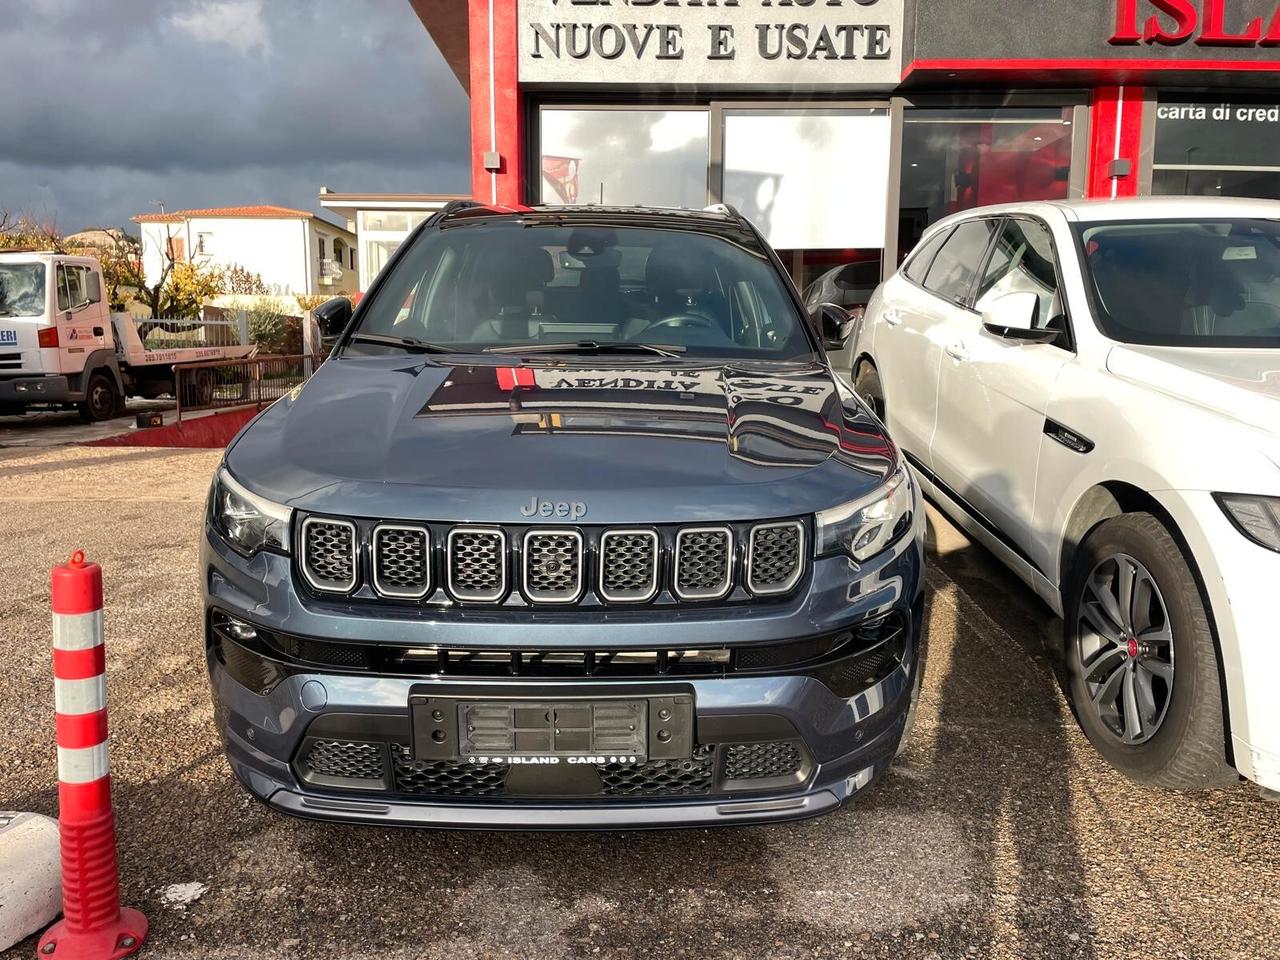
208,466,292,557
1216,493,1280,553
815,466,914,561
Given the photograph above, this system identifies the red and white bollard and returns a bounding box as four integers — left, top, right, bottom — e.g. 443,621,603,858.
39,551,147,960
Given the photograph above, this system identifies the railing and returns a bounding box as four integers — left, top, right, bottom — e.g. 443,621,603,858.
128,313,247,350
318,259,344,280
173,354,316,422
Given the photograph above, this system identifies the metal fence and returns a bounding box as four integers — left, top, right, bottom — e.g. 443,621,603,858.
128,313,247,350
174,354,315,421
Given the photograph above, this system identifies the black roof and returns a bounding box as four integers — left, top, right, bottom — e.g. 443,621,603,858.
436,201,763,248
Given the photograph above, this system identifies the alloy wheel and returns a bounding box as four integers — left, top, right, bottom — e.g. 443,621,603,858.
1075,552,1175,746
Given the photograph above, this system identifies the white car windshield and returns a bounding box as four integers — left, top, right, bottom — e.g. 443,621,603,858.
0,263,46,318
1078,218,1280,348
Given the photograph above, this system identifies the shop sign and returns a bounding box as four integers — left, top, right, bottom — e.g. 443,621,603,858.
519,0,904,87
1111,0,1280,47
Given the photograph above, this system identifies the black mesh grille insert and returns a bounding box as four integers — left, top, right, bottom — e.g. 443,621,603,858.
302,518,356,591
598,747,716,797
599,531,658,602
748,522,803,594
448,529,505,601
723,741,803,782
523,532,582,601
304,739,385,781
391,745,509,797
374,526,430,597
675,528,731,599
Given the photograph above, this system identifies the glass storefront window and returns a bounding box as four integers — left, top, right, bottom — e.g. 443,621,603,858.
899,107,1075,257
1153,100,1280,200
539,108,710,208
722,108,892,252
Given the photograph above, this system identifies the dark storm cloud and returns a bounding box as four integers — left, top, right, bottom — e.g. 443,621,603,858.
0,0,470,231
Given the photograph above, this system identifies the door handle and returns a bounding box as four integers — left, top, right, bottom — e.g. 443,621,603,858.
945,342,969,362
883,308,903,327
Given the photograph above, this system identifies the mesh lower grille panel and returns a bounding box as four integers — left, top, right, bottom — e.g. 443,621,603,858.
598,747,716,797
391,746,509,797
723,741,804,782
304,740,385,781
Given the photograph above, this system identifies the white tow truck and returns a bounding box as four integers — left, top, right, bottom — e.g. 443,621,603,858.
0,251,253,420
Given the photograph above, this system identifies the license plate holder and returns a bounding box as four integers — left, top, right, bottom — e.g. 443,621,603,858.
410,694,694,763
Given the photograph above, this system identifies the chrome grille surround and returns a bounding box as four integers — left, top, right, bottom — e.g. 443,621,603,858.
300,516,358,594
521,529,584,604
598,529,660,603
673,526,734,601
372,523,431,599
746,520,806,596
446,527,508,602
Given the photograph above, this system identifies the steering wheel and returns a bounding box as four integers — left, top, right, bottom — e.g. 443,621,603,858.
644,314,722,334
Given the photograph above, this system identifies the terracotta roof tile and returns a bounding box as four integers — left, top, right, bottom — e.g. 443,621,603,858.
132,205,315,223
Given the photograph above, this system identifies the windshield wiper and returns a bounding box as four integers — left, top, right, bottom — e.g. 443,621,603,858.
483,340,686,358
348,333,457,354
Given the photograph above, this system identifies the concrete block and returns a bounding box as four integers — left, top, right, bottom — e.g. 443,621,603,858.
0,812,61,952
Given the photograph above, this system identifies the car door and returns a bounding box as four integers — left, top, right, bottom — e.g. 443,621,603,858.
930,216,1075,571
55,263,109,372
875,219,1001,469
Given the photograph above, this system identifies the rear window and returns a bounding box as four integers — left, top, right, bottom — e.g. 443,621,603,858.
0,262,45,318
903,228,950,285
351,221,817,360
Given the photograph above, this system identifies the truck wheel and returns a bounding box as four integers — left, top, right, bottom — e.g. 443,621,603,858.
79,371,120,423
853,361,885,421
1065,513,1235,790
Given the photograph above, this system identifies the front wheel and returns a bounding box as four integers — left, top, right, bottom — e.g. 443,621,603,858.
78,371,120,422
1065,513,1235,790
853,361,885,421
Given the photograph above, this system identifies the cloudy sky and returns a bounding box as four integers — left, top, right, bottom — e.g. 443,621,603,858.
0,0,471,233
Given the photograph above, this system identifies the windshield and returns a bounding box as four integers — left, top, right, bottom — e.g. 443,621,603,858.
347,221,816,360
1077,219,1280,348
0,263,46,318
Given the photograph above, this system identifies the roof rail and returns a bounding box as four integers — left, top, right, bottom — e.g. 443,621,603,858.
438,199,483,218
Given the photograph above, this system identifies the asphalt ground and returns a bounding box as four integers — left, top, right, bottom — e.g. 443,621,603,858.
2,444,1278,960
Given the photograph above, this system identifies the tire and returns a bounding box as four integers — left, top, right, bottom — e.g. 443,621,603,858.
78,371,120,423
1064,513,1235,790
853,360,885,421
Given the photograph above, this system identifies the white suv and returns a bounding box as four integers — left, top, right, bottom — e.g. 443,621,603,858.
852,197,1280,794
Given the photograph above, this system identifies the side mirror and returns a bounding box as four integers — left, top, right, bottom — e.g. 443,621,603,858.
314,296,352,339
981,292,1059,344
814,303,855,349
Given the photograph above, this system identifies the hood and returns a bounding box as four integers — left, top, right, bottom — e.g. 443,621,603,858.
1107,344,1280,435
226,355,896,524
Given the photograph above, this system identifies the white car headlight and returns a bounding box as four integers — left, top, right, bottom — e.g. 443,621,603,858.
208,466,292,557
815,466,914,561
1216,493,1280,553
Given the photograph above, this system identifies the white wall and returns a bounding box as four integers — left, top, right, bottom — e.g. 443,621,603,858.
138,217,355,297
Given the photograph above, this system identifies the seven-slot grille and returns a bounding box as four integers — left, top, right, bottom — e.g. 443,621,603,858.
373,524,431,599
447,528,507,602
599,530,659,602
747,521,805,596
299,517,810,604
522,530,584,603
300,517,357,593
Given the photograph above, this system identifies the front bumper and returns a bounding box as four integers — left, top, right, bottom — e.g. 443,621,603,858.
203,502,926,829
0,375,71,404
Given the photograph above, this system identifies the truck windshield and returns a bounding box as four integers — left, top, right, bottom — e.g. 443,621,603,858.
349,221,817,360
0,263,46,318
1077,219,1280,348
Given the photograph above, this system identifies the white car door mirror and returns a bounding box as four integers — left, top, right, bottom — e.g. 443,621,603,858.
981,292,1059,344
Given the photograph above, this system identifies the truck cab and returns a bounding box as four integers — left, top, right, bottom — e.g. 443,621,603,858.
0,251,125,420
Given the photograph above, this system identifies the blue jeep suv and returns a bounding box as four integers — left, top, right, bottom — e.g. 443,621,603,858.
203,202,926,828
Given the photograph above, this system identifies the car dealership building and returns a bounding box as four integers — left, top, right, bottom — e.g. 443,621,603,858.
410,0,1280,293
